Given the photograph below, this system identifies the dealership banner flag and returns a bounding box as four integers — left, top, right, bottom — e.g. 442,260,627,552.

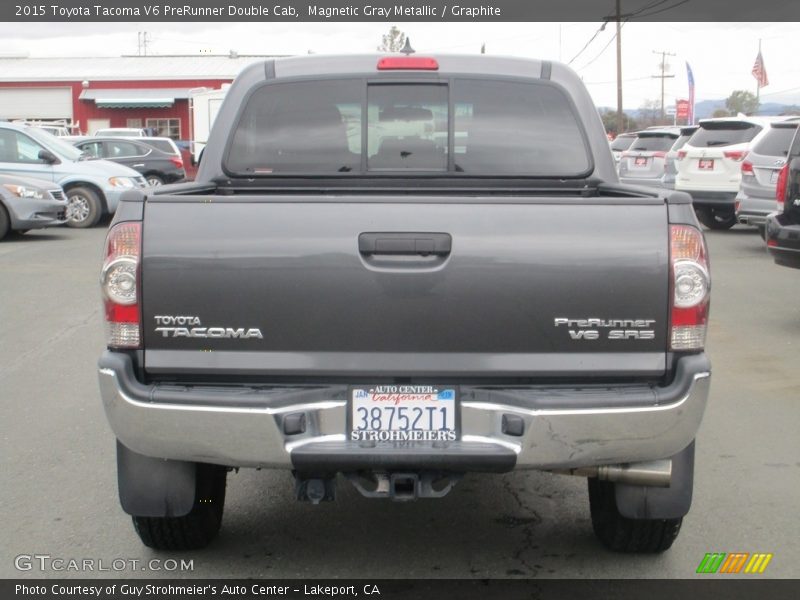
752,50,769,88
686,62,695,125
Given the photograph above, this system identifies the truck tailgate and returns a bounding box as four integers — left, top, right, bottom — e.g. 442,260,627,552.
141,195,669,378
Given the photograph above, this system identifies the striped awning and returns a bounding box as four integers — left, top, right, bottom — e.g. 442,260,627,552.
79,87,201,109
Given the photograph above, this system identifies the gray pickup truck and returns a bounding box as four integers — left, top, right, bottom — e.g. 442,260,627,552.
97,54,712,553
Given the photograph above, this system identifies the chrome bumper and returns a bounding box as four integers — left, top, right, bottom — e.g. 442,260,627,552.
98,352,710,471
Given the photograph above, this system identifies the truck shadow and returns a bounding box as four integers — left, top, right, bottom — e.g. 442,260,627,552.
175,470,674,578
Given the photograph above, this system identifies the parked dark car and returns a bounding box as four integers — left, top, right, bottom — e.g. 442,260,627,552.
766,127,800,269
72,137,185,186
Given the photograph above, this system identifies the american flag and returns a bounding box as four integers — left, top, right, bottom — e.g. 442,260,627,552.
752,51,769,88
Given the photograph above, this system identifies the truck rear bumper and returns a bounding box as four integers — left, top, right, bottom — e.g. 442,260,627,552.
98,352,710,472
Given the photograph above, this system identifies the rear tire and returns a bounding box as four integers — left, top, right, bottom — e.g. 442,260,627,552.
145,174,165,187
695,207,737,230
588,478,682,553
132,464,227,550
0,205,9,240
66,186,102,228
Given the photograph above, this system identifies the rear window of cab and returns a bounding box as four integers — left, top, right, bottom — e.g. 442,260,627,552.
224,78,592,178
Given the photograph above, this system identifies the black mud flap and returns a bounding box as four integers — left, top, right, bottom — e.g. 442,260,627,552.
116,441,196,517
614,441,695,520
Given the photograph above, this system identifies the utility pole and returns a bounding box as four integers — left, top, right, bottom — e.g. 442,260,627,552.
138,31,150,56
615,0,623,135
652,50,676,121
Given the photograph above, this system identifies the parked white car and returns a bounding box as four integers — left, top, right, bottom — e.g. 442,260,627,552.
674,116,789,229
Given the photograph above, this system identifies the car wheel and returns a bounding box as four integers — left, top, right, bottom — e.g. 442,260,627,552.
588,478,682,553
131,464,227,550
0,205,10,240
695,208,737,230
66,186,102,228
146,174,165,187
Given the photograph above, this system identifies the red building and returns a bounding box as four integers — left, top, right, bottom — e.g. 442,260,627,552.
0,54,277,140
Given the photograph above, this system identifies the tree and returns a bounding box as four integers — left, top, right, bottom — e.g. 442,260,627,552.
725,90,759,115
377,26,407,52
712,108,731,118
637,98,669,128
600,108,637,135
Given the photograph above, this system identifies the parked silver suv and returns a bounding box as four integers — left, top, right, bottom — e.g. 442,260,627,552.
618,128,679,187
736,119,800,237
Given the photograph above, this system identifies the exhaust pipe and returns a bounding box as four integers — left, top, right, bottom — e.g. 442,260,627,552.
553,459,672,487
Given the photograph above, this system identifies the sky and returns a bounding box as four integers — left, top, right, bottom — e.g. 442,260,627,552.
0,21,798,109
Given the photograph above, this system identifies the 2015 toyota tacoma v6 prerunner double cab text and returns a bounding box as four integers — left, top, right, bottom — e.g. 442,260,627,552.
97,54,712,553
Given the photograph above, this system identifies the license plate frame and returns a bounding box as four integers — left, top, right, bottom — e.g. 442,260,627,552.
698,158,714,170
348,385,459,443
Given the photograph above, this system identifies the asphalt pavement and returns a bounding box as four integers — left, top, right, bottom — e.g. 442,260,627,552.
1,222,798,579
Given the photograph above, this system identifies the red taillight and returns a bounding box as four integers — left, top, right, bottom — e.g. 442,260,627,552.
677,150,687,160
170,156,184,168
669,225,710,351
377,57,439,70
741,160,754,175
723,150,747,162
653,151,667,158
775,163,789,211
101,222,142,349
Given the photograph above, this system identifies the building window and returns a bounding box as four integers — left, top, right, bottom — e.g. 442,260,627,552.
145,118,180,140
126,118,142,128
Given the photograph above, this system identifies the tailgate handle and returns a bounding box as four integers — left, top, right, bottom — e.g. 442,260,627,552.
358,232,452,256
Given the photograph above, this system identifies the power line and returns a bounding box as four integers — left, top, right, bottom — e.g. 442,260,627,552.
627,0,691,19
566,1,666,67
625,0,673,18
567,22,607,66
584,76,654,84
576,22,625,72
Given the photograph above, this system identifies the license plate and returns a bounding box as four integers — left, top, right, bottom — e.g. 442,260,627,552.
698,159,714,170
634,156,649,167
350,385,457,442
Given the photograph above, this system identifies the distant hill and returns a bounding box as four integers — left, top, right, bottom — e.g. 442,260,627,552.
597,100,800,121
